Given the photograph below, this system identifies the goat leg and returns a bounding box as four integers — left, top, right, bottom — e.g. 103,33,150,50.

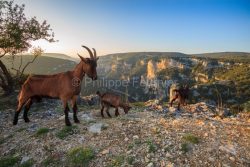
23,99,33,123
101,106,105,118
105,106,112,118
170,95,178,107
72,96,80,123
73,104,80,123
63,102,71,126
13,112,20,125
115,108,119,117
177,101,181,110
13,96,27,125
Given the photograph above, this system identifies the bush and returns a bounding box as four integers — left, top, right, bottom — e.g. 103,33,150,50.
67,147,95,167
131,102,145,107
183,133,199,144
127,156,135,165
42,157,60,167
20,159,34,167
35,128,49,136
0,156,20,167
109,155,125,167
56,125,78,139
181,143,189,153
146,140,157,153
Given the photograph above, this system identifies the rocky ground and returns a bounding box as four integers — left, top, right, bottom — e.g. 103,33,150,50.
0,101,249,167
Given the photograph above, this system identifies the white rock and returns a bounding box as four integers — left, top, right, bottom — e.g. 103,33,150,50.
208,157,215,162
21,156,30,164
146,162,153,167
169,107,177,113
145,157,150,163
133,135,139,140
59,113,73,120
80,113,95,121
229,157,235,162
165,152,172,158
88,123,104,134
101,149,110,155
219,144,237,155
78,136,84,144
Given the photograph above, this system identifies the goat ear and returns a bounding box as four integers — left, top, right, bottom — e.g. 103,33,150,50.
78,54,87,63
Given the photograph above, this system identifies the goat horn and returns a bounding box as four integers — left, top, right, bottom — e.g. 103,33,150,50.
77,53,83,58
92,48,97,58
81,45,94,59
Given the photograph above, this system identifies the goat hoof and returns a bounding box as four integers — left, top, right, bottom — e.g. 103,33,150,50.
65,121,72,126
13,121,18,125
24,118,30,123
74,119,80,123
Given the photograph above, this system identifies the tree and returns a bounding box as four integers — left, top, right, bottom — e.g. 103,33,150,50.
11,46,44,79
0,1,55,95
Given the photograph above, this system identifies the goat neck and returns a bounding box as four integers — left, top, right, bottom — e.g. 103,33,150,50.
73,61,85,80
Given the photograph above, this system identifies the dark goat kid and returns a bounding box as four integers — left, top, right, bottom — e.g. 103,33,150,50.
170,85,189,110
13,45,99,126
96,91,131,118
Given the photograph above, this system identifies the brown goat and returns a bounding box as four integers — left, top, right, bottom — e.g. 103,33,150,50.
13,45,99,126
170,85,189,110
96,91,131,118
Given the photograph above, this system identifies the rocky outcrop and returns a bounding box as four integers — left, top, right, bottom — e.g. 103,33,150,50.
0,102,249,166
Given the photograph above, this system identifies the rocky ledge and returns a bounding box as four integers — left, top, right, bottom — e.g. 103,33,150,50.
0,102,249,167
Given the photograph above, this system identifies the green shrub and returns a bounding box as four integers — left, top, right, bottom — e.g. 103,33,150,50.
146,140,157,153
128,143,134,150
127,156,135,165
109,155,125,167
56,125,78,139
180,143,189,153
42,157,60,167
183,133,199,144
67,147,95,167
0,156,20,167
36,128,49,136
20,159,34,167
132,102,145,107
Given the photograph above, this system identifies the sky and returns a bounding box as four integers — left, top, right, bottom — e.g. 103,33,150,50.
16,0,250,57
